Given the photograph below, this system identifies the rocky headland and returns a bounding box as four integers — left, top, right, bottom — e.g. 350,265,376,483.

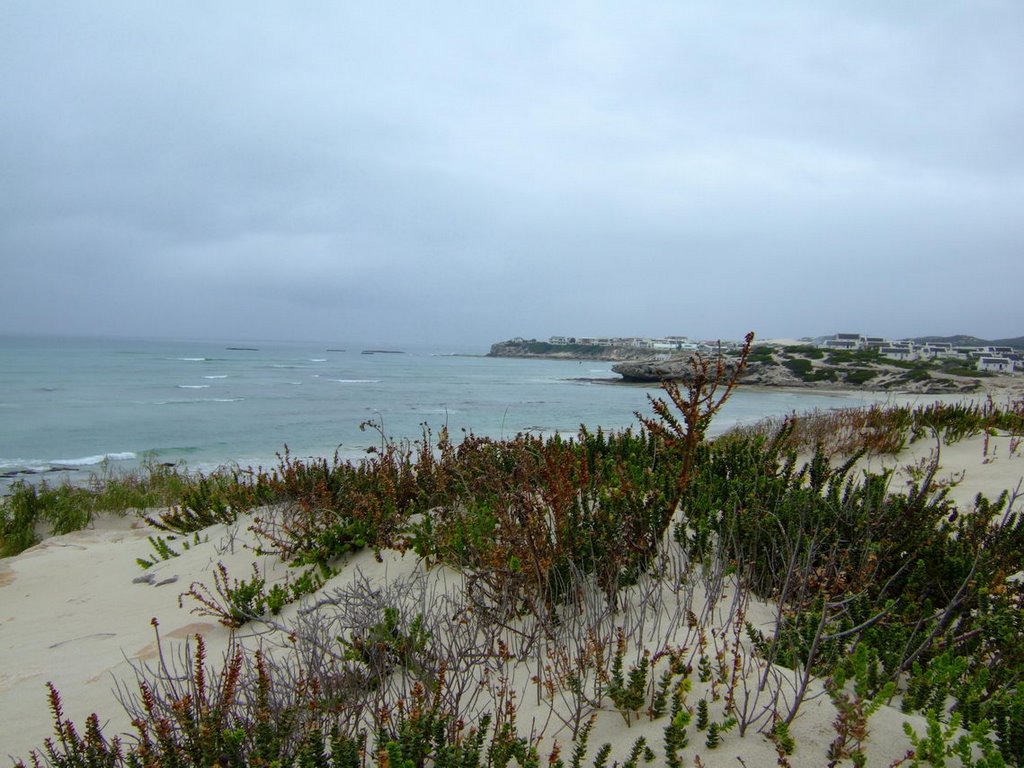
610,357,982,394
487,339,658,362
489,339,1006,395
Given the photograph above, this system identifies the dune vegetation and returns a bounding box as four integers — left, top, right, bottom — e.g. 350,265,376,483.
6,336,1024,767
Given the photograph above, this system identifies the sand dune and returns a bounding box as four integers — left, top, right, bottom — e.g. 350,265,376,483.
2,426,1022,766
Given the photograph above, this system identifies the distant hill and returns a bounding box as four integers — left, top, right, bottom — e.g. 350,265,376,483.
912,334,991,347
911,334,1024,350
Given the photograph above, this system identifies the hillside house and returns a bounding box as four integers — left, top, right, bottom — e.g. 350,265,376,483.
824,333,864,350
918,342,954,359
978,357,1012,373
881,345,916,362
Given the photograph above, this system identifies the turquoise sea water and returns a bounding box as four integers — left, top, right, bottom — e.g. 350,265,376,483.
1,335,891,491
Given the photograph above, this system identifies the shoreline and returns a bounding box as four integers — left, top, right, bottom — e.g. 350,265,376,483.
6,377,1021,496
573,374,1024,400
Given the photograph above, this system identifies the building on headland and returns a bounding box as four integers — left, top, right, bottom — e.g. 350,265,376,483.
978,357,1013,373
879,345,915,362
546,335,704,351
817,333,1021,374
824,333,864,350
524,333,1020,374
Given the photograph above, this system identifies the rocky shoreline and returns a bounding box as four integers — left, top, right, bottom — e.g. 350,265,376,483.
488,340,1018,396
609,358,984,394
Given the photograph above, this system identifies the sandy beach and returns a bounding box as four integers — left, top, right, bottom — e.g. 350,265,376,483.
2,398,1023,766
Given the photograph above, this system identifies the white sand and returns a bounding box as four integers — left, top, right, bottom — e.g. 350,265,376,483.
2,425,1022,765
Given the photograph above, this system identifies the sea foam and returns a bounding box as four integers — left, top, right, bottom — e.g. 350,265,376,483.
51,452,137,467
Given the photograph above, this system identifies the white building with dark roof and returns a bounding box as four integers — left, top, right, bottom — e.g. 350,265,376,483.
978,357,1012,373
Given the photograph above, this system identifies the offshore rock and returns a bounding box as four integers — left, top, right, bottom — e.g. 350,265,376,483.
611,357,755,383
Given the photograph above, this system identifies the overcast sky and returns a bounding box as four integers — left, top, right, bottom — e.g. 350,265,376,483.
1,3,1021,349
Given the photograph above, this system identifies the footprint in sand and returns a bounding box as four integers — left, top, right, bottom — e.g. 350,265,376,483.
0,667,45,693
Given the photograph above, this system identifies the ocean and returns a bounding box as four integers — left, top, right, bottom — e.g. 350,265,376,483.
1,335,895,491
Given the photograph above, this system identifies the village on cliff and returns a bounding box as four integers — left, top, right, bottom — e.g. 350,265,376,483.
501,332,1024,375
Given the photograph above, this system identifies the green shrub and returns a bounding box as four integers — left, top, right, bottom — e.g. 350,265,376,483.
0,483,44,556
900,368,933,382
786,345,825,359
748,345,776,363
845,368,878,385
0,482,96,556
783,358,813,376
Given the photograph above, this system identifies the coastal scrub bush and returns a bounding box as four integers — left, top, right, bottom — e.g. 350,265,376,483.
0,482,47,556
409,327,745,616
825,644,895,768
178,561,329,627
637,332,754,499
89,458,203,513
723,402,931,458
145,469,263,534
826,348,881,366
903,710,1008,767
783,358,813,376
787,345,825,359
0,461,259,558
409,426,678,612
0,481,99,556
19,612,549,768
781,357,839,383
250,436,425,570
135,533,203,569
340,606,433,680
179,562,272,628
674,405,1024,761
901,368,933,383
844,368,878,385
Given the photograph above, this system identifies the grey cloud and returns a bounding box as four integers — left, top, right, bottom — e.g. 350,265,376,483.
1,2,1022,346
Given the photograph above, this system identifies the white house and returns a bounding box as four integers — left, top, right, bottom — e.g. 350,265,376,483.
881,346,916,362
824,333,864,350
978,357,1012,373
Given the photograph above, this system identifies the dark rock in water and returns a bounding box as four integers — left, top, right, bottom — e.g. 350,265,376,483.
361,349,404,355
612,357,747,383
226,347,259,351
